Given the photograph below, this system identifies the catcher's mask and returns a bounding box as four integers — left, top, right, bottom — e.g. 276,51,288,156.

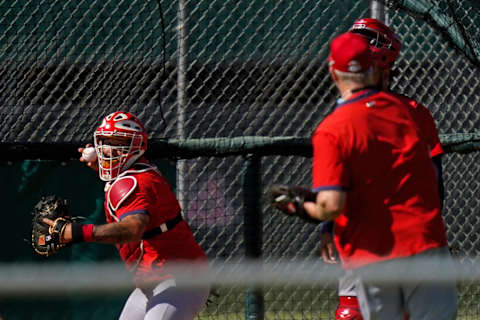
349,18,402,69
93,111,148,181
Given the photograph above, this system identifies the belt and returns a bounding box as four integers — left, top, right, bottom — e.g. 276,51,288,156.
142,212,183,239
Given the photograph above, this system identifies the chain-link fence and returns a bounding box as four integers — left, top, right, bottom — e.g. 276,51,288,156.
1,0,479,319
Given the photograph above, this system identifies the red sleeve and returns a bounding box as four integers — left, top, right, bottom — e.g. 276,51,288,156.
312,128,350,191
416,104,444,157
396,94,444,158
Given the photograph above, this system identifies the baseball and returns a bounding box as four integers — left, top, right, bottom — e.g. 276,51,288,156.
82,147,97,162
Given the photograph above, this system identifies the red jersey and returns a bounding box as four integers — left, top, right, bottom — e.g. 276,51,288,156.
394,93,444,158
104,162,207,285
312,89,448,269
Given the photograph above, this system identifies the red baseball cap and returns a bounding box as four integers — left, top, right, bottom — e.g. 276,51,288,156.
328,32,373,73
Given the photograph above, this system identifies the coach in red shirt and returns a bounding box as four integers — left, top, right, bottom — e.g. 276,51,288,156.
304,32,457,319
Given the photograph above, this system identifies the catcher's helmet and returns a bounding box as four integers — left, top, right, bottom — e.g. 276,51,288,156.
349,18,402,69
94,111,148,181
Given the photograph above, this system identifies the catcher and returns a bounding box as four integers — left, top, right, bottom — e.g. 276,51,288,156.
35,111,210,320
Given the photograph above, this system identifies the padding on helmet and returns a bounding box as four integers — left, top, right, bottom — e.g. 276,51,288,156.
349,18,402,69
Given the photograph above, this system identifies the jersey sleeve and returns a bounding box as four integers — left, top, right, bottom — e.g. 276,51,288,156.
312,128,350,192
416,104,444,158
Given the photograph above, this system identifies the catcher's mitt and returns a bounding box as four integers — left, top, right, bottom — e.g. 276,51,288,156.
266,184,321,224
31,195,71,257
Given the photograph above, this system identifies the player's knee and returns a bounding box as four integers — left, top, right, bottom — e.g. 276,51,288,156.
336,296,363,320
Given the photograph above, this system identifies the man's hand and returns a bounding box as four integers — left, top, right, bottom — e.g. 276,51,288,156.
43,218,72,244
320,232,338,264
266,184,322,224
79,144,99,171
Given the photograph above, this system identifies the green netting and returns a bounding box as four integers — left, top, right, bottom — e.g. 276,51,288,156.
380,0,480,67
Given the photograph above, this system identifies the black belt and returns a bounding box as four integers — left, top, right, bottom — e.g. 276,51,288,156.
142,213,183,239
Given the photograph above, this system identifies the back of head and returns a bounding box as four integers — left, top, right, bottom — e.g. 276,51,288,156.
349,17,402,69
93,111,148,181
329,32,376,84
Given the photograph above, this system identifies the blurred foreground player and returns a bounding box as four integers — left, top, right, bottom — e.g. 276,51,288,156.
304,32,457,319
319,18,446,320
45,111,210,320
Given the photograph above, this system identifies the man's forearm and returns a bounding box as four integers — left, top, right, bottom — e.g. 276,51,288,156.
304,190,345,221
92,215,149,243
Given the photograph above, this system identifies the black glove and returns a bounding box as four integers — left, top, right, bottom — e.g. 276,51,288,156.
31,195,72,257
266,184,321,224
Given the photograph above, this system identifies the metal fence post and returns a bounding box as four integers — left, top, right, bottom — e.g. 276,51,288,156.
176,0,188,211
242,154,264,320
371,0,385,21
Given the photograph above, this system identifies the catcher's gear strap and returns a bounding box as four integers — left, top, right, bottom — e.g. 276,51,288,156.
50,217,70,237
118,162,158,179
107,176,138,211
142,212,183,239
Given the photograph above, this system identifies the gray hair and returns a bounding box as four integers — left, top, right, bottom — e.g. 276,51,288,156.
333,67,376,84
